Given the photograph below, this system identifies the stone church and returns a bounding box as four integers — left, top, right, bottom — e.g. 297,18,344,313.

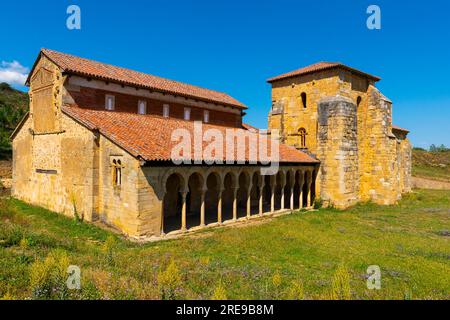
267,62,411,208
11,49,411,239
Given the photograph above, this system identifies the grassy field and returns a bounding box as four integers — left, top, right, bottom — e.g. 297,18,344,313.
412,150,450,182
1,189,449,300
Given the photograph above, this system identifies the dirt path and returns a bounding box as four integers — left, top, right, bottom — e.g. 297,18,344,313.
412,176,450,190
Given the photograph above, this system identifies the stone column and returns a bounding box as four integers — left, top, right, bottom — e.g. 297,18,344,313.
298,172,304,209
298,179,304,209
160,195,165,236
200,188,207,227
270,185,275,213
280,178,286,211
180,189,188,232
290,186,294,210
307,173,312,208
232,187,238,221
246,183,252,219
217,188,223,225
259,183,264,216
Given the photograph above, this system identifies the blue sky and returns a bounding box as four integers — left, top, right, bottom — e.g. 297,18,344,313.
1,0,449,148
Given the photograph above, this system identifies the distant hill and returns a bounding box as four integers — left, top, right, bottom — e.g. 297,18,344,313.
412,148,450,182
0,83,29,158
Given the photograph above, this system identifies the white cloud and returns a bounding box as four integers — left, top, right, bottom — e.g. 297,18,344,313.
0,60,29,86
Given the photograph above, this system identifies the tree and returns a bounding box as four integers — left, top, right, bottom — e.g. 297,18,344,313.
438,144,448,152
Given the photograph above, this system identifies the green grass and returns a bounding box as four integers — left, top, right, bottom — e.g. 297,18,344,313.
1,189,449,300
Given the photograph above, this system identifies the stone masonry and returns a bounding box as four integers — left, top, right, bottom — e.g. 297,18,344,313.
268,64,412,208
317,96,359,208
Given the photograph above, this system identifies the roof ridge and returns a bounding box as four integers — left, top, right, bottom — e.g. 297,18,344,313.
41,48,232,96
267,61,380,83
35,48,247,109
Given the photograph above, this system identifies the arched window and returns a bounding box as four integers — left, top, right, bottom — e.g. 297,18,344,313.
112,160,117,185
116,160,122,186
299,128,307,148
357,96,362,108
112,159,122,187
301,92,307,108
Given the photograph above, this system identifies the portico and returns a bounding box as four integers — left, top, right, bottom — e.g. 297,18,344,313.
159,165,318,236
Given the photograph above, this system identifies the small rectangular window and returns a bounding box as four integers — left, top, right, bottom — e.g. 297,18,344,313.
105,95,115,111
203,110,210,123
36,169,57,175
163,104,170,118
138,100,147,114
184,107,191,120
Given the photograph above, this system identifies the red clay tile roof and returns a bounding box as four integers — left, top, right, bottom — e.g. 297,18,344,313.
242,123,259,132
267,61,381,83
62,105,318,164
392,125,410,133
27,49,246,109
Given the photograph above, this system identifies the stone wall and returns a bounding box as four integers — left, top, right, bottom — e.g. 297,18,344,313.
96,136,142,236
12,117,33,202
317,96,359,208
59,113,98,221
12,54,144,237
360,86,399,204
394,131,412,193
12,66,101,222
12,55,66,214
268,68,412,208
269,69,372,154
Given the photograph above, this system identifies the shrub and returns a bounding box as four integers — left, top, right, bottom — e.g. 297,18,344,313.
211,280,227,300
157,260,182,300
271,270,282,299
0,223,24,247
19,237,29,249
29,249,70,299
16,254,33,264
0,198,14,220
286,279,304,300
102,235,117,266
75,280,102,300
313,198,323,209
70,192,84,222
404,289,413,300
272,271,282,287
0,292,15,300
330,264,351,300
